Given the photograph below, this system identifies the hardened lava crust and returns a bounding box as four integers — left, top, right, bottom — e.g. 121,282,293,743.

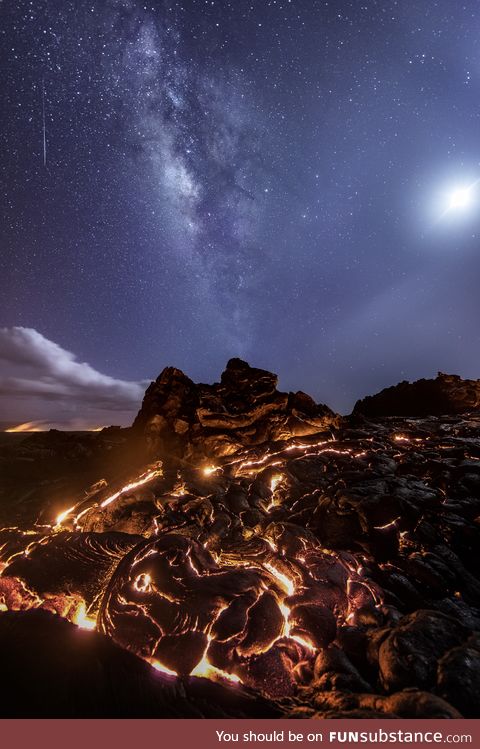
0,360,479,718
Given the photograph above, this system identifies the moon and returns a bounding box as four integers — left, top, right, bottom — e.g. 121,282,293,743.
448,187,473,211
444,178,480,216
430,178,480,225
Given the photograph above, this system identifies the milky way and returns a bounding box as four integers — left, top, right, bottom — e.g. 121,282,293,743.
2,0,480,419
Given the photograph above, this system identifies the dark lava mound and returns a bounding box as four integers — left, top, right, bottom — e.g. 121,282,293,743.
354,371,480,417
0,360,479,718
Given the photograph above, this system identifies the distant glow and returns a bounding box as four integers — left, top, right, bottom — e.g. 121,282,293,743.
6,421,106,433
5,421,46,433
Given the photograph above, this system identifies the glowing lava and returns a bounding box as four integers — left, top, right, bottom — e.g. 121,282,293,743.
100,466,163,508
0,425,393,697
55,463,163,527
203,465,220,476
264,563,295,596
72,601,96,631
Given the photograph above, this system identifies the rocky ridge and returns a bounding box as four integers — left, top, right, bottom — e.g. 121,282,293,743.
132,358,340,461
354,371,480,418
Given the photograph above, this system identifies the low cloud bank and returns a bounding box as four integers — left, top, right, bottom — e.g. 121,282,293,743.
0,327,145,430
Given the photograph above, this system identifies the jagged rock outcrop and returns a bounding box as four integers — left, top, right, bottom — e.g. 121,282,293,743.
132,358,340,460
354,372,480,417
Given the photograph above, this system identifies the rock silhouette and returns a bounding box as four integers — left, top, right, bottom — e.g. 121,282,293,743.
354,372,480,417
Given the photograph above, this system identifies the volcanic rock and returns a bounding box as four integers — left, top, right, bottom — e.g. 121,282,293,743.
0,610,279,718
1,531,142,607
289,604,337,650
132,358,340,460
289,687,462,719
376,610,470,692
313,644,372,692
354,372,480,417
437,640,480,717
2,362,480,718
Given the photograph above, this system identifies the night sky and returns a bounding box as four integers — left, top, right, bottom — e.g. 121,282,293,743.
2,0,480,427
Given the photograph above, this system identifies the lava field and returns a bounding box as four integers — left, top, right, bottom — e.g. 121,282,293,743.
0,360,479,718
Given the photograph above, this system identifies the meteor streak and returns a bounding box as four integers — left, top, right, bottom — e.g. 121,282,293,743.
42,76,47,167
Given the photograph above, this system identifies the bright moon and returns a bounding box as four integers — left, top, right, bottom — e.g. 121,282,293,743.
449,187,473,210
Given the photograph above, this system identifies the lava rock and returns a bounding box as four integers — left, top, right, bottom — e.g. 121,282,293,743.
354,372,480,417
0,610,279,718
132,359,339,460
437,642,480,717
377,610,469,692
289,604,337,649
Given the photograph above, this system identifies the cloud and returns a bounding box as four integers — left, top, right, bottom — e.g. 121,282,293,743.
0,327,145,429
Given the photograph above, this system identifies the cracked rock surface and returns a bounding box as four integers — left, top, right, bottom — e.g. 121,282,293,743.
0,361,479,717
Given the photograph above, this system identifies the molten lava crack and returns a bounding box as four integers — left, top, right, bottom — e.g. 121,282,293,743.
1,361,479,717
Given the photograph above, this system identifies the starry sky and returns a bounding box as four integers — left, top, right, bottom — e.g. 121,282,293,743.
2,0,480,427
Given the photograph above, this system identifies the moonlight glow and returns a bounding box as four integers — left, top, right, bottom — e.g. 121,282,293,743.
448,186,474,211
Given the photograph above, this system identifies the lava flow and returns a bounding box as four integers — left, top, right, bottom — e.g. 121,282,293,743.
0,361,479,718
